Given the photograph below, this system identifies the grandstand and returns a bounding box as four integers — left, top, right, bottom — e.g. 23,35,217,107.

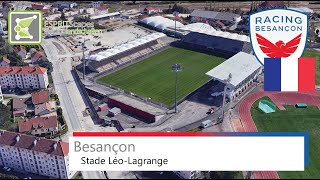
138,16,184,31
206,52,262,100
81,33,167,73
180,32,252,58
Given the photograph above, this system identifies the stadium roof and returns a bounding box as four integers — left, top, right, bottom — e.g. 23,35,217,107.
206,52,262,87
139,16,184,30
90,12,120,20
288,7,314,14
88,32,166,61
190,9,240,22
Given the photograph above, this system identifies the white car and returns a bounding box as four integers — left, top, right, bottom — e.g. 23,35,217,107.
211,91,223,97
3,167,11,171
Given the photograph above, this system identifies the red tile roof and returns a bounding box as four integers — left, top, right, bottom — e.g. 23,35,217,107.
34,102,51,115
12,98,28,110
0,130,68,156
31,52,44,59
18,116,57,133
0,57,10,63
96,6,108,11
31,3,44,10
145,7,161,11
32,90,49,105
0,66,47,75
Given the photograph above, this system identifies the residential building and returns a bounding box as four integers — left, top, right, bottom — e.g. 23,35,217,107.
13,46,27,60
95,5,108,15
0,57,10,66
31,52,45,64
0,130,75,179
92,1,102,9
35,102,52,116
32,90,49,105
52,2,77,10
18,116,58,136
190,10,241,27
0,66,49,90
12,97,29,117
143,7,162,15
0,85,3,103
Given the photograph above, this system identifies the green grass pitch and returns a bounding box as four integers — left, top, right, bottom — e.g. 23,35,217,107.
98,47,225,106
251,96,320,179
302,50,320,85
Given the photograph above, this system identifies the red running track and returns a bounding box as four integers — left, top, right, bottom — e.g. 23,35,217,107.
238,91,320,179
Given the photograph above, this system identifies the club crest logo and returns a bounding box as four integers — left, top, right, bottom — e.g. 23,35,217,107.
249,9,315,92
250,9,308,64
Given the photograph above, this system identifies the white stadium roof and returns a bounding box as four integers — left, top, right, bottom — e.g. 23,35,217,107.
90,12,120,20
139,16,184,30
288,7,313,14
88,32,166,61
206,52,262,87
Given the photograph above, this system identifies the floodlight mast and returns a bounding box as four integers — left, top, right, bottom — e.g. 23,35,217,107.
81,39,89,80
219,73,232,124
172,63,181,113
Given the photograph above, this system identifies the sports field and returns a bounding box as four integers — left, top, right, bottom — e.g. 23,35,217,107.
98,47,225,106
302,50,320,85
251,97,320,179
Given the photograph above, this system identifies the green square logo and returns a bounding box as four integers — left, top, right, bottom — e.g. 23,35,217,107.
8,10,42,45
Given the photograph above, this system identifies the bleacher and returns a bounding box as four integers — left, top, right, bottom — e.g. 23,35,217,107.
181,32,251,58
86,39,168,73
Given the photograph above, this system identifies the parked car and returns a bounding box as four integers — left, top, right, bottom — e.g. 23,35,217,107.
3,166,11,171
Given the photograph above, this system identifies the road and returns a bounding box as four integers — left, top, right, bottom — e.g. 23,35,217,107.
42,39,107,179
42,40,83,131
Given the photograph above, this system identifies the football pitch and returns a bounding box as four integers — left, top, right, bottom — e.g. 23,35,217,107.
251,97,320,179
302,50,320,85
98,47,225,106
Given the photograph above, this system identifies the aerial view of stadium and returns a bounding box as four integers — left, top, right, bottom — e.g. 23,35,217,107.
0,0,320,179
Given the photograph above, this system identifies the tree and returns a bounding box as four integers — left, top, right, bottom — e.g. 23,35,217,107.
132,1,136,5
8,52,27,66
60,11,66,21
37,57,53,73
209,171,241,179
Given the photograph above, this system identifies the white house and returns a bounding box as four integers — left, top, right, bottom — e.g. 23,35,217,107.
143,7,162,15
0,131,75,179
0,66,49,90
95,5,108,15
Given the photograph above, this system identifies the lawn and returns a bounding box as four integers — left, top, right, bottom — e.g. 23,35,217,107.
302,50,320,85
98,47,225,106
251,96,320,179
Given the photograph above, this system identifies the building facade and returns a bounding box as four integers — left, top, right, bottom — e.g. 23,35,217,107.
0,131,75,179
0,66,49,90
0,85,3,103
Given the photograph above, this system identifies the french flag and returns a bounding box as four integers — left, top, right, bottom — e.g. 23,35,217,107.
264,58,315,91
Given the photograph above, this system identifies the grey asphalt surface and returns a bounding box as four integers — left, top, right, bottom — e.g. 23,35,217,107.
42,39,82,131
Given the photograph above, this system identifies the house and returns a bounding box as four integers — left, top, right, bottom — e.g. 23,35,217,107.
94,5,108,15
0,66,49,90
31,3,44,10
52,2,77,10
18,116,58,136
12,98,28,117
0,57,10,66
0,131,75,179
31,52,45,64
13,46,27,60
143,7,162,15
35,102,52,116
32,90,49,105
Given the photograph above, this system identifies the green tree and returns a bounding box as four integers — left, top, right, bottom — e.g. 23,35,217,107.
60,11,66,21
8,52,27,66
209,171,241,179
37,57,53,73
